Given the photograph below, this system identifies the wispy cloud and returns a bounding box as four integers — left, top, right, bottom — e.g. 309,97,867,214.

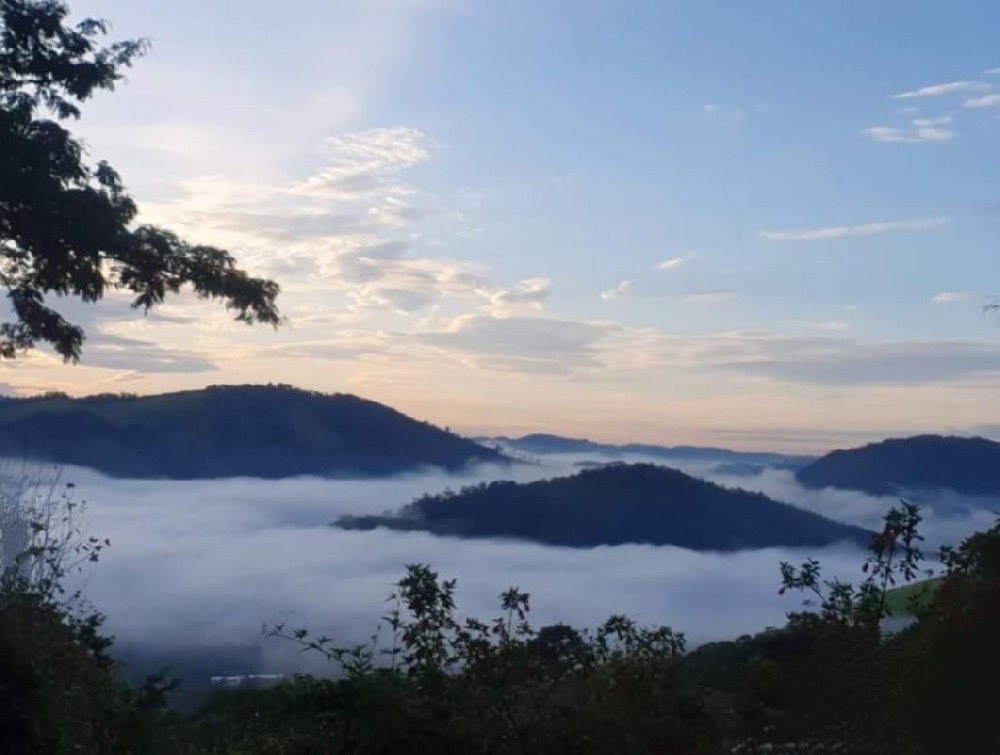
418,315,613,375
932,291,972,303
138,126,545,320
84,334,218,374
984,68,1000,76
865,116,956,144
683,290,737,304
484,278,552,315
789,319,851,332
709,337,1000,386
655,256,690,271
703,103,746,121
759,217,948,242
291,127,430,202
892,80,991,99
963,94,1000,109
600,280,633,301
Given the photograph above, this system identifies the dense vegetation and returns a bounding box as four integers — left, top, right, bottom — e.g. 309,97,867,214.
337,463,870,550
4,493,998,754
796,434,1000,498
0,385,505,477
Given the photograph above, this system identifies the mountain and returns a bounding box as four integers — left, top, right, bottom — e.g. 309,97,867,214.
795,435,1000,498
480,433,812,469
336,462,870,551
486,434,608,454
0,385,505,479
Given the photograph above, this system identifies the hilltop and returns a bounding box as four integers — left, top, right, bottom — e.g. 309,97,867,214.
795,434,1000,498
337,462,870,551
0,385,505,479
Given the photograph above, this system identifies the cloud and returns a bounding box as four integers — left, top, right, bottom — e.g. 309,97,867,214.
985,68,1000,76
702,426,895,450
703,103,746,120
605,328,1000,387
892,80,991,99
342,254,488,314
483,278,552,315
865,116,956,143
962,94,1000,109
759,217,948,242
31,454,986,684
789,319,851,332
142,127,431,260
291,127,429,202
45,461,846,655
932,291,972,303
708,337,1000,386
600,280,633,302
683,290,737,304
417,315,612,374
655,257,689,271
82,335,219,374
136,127,547,322
699,467,996,550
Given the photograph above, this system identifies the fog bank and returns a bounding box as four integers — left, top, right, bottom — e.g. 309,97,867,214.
5,453,985,678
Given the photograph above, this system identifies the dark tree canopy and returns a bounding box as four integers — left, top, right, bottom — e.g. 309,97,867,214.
338,462,871,550
0,0,280,361
0,384,506,478
796,434,1000,498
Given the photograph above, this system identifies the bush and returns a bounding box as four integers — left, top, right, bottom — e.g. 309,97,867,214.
0,468,174,754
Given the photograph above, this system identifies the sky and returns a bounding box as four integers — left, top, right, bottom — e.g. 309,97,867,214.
4,0,1000,451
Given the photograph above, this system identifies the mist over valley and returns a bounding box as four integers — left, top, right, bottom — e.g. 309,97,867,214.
2,395,981,691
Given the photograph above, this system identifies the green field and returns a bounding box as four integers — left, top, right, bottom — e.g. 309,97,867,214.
884,577,942,616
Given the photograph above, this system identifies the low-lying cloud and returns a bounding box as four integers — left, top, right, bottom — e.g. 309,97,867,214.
14,453,987,680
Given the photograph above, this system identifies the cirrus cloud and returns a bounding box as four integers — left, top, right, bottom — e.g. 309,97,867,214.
683,290,738,304
932,291,972,303
417,315,613,375
963,94,1000,109
865,116,956,144
759,217,948,242
600,280,633,301
892,80,992,99
655,256,690,271
483,278,552,315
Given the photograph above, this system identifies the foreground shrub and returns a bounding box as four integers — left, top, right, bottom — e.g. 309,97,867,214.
0,472,174,754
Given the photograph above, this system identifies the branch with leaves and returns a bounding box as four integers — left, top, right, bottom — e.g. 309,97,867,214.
1,0,281,361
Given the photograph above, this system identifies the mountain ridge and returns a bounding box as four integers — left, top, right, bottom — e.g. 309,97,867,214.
337,462,870,551
477,433,814,471
0,384,505,479
795,434,1000,498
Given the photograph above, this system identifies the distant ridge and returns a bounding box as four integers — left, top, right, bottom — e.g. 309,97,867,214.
337,462,870,551
479,433,812,469
795,434,1000,498
0,384,505,479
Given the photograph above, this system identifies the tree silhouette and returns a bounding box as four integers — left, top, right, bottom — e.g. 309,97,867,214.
0,0,281,361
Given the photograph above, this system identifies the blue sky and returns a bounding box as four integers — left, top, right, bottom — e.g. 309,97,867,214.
8,0,1000,450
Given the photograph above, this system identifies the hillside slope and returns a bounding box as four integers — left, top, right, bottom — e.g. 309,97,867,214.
795,435,1000,497
337,462,870,551
0,385,504,479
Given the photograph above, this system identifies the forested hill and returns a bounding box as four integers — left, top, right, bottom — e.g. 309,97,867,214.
0,385,505,479
795,434,1000,497
337,463,870,551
